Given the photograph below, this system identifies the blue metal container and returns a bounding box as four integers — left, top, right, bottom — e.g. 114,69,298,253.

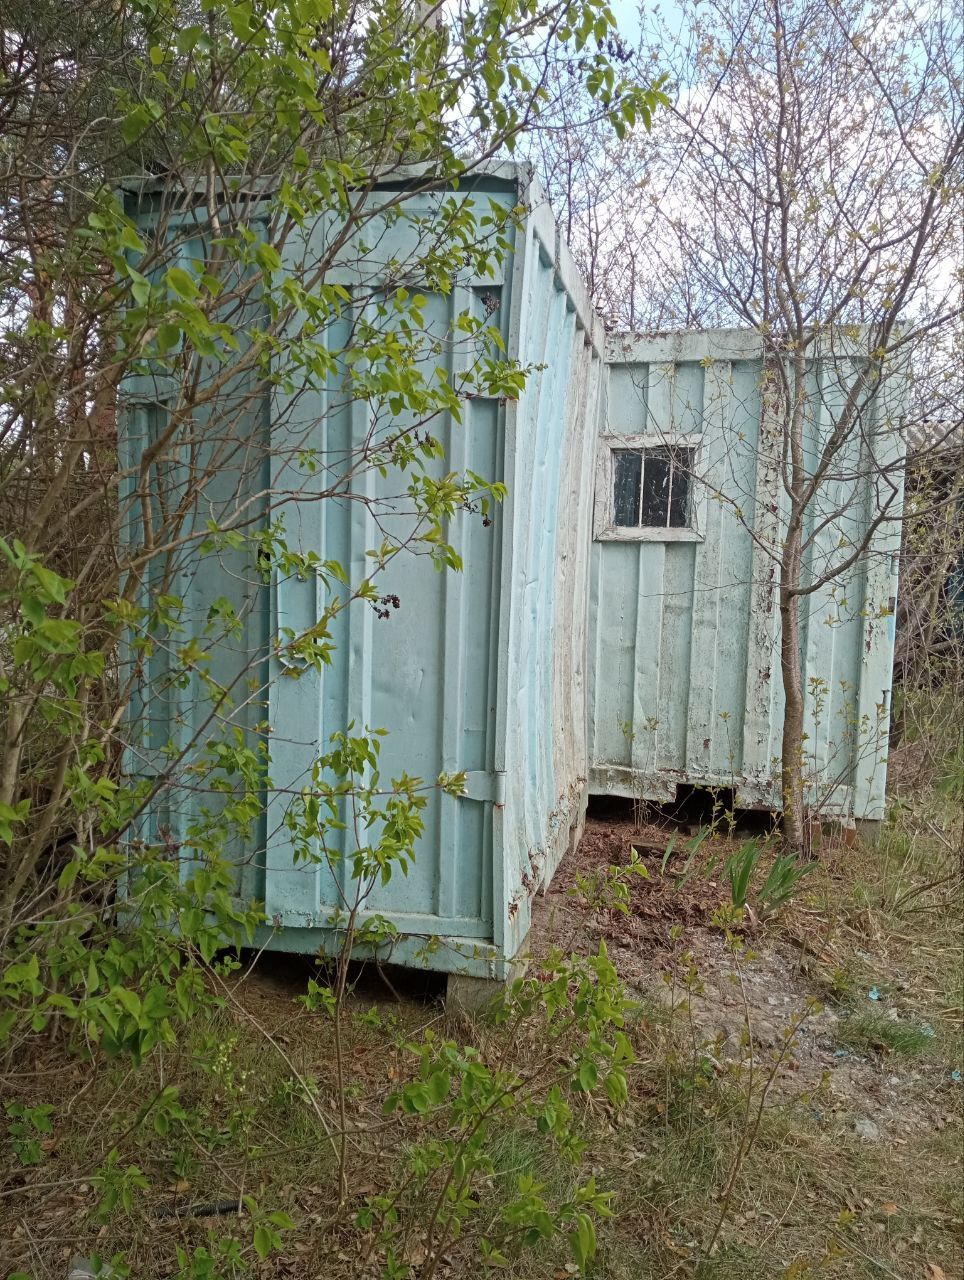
121,174,906,983
120,165,603,977
590,330,905,821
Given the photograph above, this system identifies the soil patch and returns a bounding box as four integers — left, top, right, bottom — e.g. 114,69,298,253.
533,815,960,1140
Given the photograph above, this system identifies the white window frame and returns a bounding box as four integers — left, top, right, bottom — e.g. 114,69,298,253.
593,433,705,543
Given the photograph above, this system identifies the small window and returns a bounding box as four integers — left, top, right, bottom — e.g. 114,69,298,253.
613,446,693,530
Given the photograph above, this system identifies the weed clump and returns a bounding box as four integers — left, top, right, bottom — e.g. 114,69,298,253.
836,1011,937,1059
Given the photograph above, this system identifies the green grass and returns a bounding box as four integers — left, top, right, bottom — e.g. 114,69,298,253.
486,1123,578,1201
836,1009,938,1058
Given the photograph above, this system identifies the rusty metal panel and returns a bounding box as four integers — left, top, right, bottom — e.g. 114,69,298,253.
590,331,904,820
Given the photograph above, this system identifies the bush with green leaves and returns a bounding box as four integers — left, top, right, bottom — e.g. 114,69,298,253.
1,0,664,961
335,938,635,1277
0,1,664,1275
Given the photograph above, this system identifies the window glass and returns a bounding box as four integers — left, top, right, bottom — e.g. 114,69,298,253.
613,450,642,526
668,449,692,527
611,445,693,530
640,448,671,526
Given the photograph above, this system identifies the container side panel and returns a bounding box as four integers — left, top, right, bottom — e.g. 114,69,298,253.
591,335,905,817
117,211,272,904
127,177,523,967
264,266,510,937
853,372,906,818
554,337,603,799
590,541,646,768
500,212,603,954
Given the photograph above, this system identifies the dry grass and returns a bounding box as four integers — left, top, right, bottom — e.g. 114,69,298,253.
2,798,961,1280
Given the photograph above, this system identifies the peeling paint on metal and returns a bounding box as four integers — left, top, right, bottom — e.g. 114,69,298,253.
589,331,905,822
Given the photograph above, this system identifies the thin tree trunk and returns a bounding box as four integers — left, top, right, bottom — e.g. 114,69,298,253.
778,345,809,856
779,574,806,853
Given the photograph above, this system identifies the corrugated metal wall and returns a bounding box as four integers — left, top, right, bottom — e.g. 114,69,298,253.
122,175,905,981
589,330,903,820
121,167,604,977
497,192,605,960
119,209,271,907
263,281,511,958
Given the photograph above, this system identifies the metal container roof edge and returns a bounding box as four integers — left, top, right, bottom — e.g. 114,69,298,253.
606,326,909,364
120,162,856,367
116,158,532,196
118,160,609,355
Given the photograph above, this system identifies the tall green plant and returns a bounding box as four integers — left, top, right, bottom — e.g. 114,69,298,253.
1,2,664,1274
1,0,664,939
723,839,815,919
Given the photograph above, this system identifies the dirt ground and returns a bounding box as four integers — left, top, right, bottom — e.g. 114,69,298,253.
2,806,960,1280
532,812,962,1148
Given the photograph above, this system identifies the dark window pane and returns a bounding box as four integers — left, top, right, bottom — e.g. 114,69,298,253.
668,448,692,527
613,450,642,526
640,448,671,526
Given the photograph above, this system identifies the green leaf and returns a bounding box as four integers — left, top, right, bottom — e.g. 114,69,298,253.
20,595,44,627
253,1224,273,1260
0,799,31,844
165,266,199,300
127,266,152,305
58,859,81,891
114,987,142,1020
604,1068,627,1106
571,1211,597,1267
577,1059,598,1091
119,99,161,143
427,1070,450,1104
32,563,71,602
5,953,39,984
154,322,179,352
255,242,282,272
175,25,205,53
